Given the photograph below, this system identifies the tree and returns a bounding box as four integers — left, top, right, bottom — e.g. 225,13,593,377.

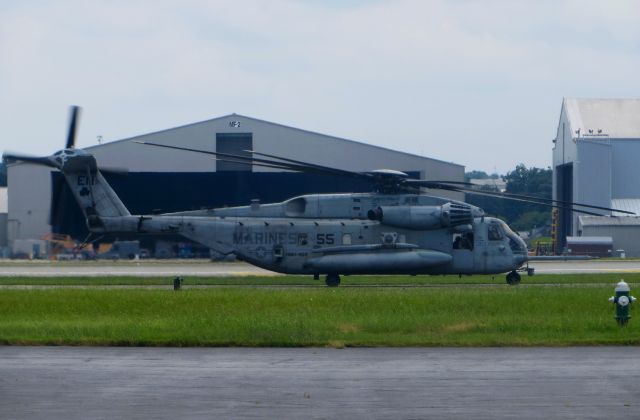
464,170,489,181
465,164,552,231
502,164,551,225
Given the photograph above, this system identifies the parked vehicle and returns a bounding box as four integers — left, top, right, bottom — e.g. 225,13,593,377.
96,240,140,260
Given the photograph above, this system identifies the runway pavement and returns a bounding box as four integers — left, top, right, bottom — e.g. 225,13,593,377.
0,260,275,277
1,346,638,419
532,259,640,274
2,259,640,277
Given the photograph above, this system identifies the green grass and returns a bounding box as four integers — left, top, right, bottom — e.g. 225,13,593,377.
1,285,639,347
1,272,640,286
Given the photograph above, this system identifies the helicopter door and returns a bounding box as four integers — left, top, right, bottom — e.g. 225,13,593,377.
451,231,474,272
474,220,510,273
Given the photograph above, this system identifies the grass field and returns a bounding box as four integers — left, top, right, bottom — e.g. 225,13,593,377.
1,275,640,347
2,272,640,286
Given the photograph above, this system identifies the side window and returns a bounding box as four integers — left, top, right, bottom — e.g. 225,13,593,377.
453,232,474,250
488,224,503,241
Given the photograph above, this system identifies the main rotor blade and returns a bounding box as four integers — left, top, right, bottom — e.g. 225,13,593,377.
137,142,365,178
66,106,81,149
214,157,299,172
437,184,605,216
481,187,633,214
406,179,476,187
247,150,369,180
415,181,635,215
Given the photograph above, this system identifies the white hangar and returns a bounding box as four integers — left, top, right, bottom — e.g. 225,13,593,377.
553,98,640,255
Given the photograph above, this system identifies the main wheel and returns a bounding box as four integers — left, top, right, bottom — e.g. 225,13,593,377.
506,271,521,286
325,273,341,287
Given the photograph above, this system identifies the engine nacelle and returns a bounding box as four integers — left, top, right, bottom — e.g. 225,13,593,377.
367,203,472,230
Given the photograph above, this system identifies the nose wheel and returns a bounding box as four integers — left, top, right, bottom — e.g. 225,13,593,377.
325,273,341,287
506,270,521,286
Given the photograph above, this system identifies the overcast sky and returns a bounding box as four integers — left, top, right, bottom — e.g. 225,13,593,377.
1,0,639,174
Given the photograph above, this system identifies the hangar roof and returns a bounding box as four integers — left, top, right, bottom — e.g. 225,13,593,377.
564,98,640,139
567,236,612,245
87,113,463,168
611,199,640,216
578,215,640,227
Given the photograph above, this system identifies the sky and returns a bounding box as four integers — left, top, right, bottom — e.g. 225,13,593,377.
1,0,639,174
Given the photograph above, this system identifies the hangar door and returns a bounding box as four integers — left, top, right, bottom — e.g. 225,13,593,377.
216,133,253,171
555,162,572,250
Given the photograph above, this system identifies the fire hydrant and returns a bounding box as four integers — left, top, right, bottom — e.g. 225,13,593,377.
608,280,636,326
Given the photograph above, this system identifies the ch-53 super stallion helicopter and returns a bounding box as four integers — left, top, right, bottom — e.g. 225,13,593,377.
4,107,634,286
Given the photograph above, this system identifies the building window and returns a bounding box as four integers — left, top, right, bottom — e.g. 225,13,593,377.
216,133,253,171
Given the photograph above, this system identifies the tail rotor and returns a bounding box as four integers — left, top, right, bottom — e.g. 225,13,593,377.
3,105,83,169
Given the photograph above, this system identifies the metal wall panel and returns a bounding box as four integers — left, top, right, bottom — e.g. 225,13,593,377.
0,213,7,247
575,140,611,209
581,225,640,257
6,164,52,245
611,139,640,198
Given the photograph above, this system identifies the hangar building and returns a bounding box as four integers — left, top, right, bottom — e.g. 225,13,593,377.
553,98,640,255
7,113,464,257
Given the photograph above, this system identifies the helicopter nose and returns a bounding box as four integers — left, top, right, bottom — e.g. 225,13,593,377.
514,238,528,265
514,253,527,266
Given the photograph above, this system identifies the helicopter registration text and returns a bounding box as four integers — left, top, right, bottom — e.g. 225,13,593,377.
233,232,334,245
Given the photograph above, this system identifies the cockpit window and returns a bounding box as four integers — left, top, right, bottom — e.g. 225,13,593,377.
502,222,517,238
488,223,504,241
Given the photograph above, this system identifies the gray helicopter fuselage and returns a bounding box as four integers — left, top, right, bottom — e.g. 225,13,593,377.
140,193,528,276
99,209,527,276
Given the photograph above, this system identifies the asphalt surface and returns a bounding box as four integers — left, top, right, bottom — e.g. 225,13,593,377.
0,260,274,277
1,346,638,419
3,259,640,277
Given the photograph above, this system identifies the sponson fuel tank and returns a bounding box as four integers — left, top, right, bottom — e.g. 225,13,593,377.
305,249,452,273
367,202,473,230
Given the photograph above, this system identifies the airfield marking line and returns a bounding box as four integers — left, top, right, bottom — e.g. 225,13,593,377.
535,269,640,273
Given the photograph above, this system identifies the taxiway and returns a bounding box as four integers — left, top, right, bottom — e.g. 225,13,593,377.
1,346,638,419
1,259,640,277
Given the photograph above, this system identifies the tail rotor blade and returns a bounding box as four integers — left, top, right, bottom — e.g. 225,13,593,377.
2,152,56,168
49,174,67,226
66,106,81,149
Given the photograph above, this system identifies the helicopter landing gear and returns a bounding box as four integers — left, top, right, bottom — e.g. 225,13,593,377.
506,270,521,286
325,273,341,287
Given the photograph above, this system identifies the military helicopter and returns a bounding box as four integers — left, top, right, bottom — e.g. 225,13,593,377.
4,107,634,286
